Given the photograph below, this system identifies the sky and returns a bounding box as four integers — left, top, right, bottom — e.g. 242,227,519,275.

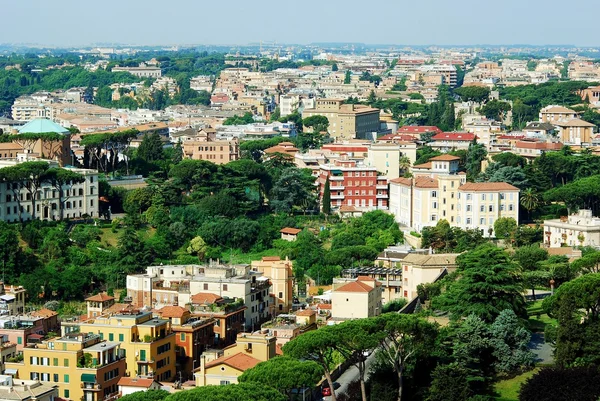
2,0,600,47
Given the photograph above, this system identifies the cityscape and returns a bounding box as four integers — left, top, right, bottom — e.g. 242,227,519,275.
1,1,600,401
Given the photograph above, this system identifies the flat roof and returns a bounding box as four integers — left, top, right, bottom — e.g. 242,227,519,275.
139,318,170,327
84,341,120,352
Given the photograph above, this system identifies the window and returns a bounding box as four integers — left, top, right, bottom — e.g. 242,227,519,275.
64,374,69,383
17,337,22,345
109,333,114,341
481,194,486,201
466,205,472,212
53,374,58,382
500,204,505,211
53,358,58,366
180,333,186,341
203,283,208,290
432,202,437,209
140,350,146,362
278,292,283,299
509,204,514,211
432,191,437,198
466,218,472,224
466,194,472,200
222,284,228,291
500,193,505,200
480,205,485,212
480,218,485,225
220,381,231,385
489,205,493,212
64,390,69,399
119,334,124,342
431,215,437,222
64,359,69,367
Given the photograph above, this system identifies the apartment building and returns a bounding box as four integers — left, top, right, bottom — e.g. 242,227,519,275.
0,375,58,401
112,63,161,78
250,257,293,314
317,158,389,212
0,284,26,316
340,266,403,304
0,155,99,222
260,310,317,345
331,276,382,320
195,333,276,387
539,105,578,124
190,293,246,348
400,253,458,299
554,118,596,145
181,129,240,164
544,209,600,248
5,332,126,401
0,313,59,352
10,93,54,122
580,85,600,105
389,156,519,236
66,309,176,382
302,99,380,140
429,132,476,151
126,264,274,330
366,143,401,179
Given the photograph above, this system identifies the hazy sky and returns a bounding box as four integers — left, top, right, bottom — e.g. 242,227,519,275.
3,0,600,47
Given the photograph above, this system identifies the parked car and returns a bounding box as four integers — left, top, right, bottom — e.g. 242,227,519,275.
322,386,332,397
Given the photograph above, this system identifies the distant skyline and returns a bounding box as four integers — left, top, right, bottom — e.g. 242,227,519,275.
3,0,600,48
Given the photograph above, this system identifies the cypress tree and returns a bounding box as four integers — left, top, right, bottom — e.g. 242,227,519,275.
322,177,331,215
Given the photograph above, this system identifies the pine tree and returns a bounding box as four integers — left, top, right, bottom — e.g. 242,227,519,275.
322,177,331,215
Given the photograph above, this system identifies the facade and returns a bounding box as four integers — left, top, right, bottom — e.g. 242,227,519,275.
0,376,58,401
250,257,294,314
65,310,176,382
5,332,125,401
0,284,26,316
366,143,401,179
126,264,274,330
117,377,161,397
190,293,246,348
302,99,380,140
429,133,476,151
331,276,382,320
554,118,596,145
181,129,240,164
543,209,600,248
0,314,60,352
340,267,403,304
112,64,161,78
195,333,276,387
400,253,458,299
279,227,301,241
389,156,519,237
317,158,389,212
0,156,100,222
539,105,578,123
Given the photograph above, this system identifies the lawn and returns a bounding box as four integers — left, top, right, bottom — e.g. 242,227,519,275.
99,226,156,247
526,300,557,333
220,248,282,264
494,368,539,401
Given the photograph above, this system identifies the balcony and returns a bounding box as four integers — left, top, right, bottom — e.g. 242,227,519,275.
376,184,388,190
376,194,388,199
331,195,344,200
330,185,345,191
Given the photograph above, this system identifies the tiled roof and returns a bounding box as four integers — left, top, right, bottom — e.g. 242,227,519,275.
432,133,476,141
515,141,562,150
158,305,188,319
205,352,261,372
296,309,316,317
554,118,596,127
191,292,222,305
414,177,438,189
261,256,281,262
85,293,114,302
390,177,412,186
317,303,332,310
280,227,302,235
459,182,519,192
265,145,298,154
542,106,576,113
335,280,373,293
412,162,432,169
397,126,442,133
429,154,460,161
402,253,459,266
339,205,359,212
30,308,58,318
117,377,157,388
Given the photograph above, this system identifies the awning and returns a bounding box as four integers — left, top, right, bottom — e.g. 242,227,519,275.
81,373,96,383
5,369,18,375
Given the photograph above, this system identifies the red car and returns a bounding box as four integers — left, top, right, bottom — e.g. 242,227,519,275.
322,386,332,397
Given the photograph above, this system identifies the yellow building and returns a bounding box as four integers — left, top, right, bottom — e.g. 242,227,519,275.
302,99,380,140
68,310,176,382
331,276,382,320
401,253,458,299
5,332,125,401
195,333,276,386
250,257,294,313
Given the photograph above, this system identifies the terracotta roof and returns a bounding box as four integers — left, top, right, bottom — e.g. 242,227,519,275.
317,303,332,310
205,352,261,372
335,280,374,293
85,293,114,302
497,135,525,140
459,182,519,192
261,256,281,262
390,177,412,186
158,305,188,319
322,145,369,152
555,118,596,127
296,309,316,317
402,253,459,266
397,126,442,134
104,303,135,315
432,133,476,141
357,276,376,282
429,154,460,161
414,177,438,189
542,106,576,113
265,145,298,154
191,292,223,305
412,162,432,169
515,141,562,150
339,205,359,212
276,343,284,355
117,377,157,388
280,227,302,235
30,308,58,318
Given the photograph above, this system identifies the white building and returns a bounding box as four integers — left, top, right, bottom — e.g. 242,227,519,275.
331,276,382,320
0,155,99,222
543,209,600,248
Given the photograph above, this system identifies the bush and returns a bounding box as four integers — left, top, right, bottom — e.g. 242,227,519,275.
519,366,600,401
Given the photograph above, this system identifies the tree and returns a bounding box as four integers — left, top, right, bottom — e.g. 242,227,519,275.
331,63,339,72
489,309,535,375
520,188,541,221
454,86,490,103
375,313,438,401
478,99,511,121
270,168,316,214
302,115,329,134
136,132,164,163
163,382,286,401
120,390,169,401
239,356,322,399
426,363,473,401
19,161,51,220
186,236,207,261
43,168,85,220
519,366,600,401
465,139,487,180
344,70,351,84
433,244,526,321
283,326,342,401
493,217,517,240
513,246,548,271
322,177,331,215
0,165,28,222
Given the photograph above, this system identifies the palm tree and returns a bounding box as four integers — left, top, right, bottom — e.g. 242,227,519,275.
398,156,412,175
521,188,541,222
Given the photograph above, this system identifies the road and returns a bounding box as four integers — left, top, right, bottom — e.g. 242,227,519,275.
321,351,379,400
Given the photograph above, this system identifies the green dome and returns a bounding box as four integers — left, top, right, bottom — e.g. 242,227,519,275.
18,119,69,134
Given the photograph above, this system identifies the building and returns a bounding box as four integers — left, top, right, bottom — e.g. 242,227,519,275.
0,313,60,352
126,264,274,331
279,228,301,241
5,332,126,401
317,158,389,212
544,209,600,248
260,309,317,345
400,253,458,299
0,284,26,316
366,143,401,179
389,156,519,237
117,377,162,397
580,85,600,105
250,257,294,314
85,294,115,319
539,105,578,123
190,293,246,348
302,99,380,140
112,63,161,78
195,333,276,387
0,376,58,401
181,129,240,164
554,118,596,145
0,155,100,222
429,132,476,152
331,276,382,320
65,309,176,382
0,119,71,166
340,267,403,304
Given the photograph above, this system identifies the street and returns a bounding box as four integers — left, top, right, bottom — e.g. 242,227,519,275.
321,351,378,400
